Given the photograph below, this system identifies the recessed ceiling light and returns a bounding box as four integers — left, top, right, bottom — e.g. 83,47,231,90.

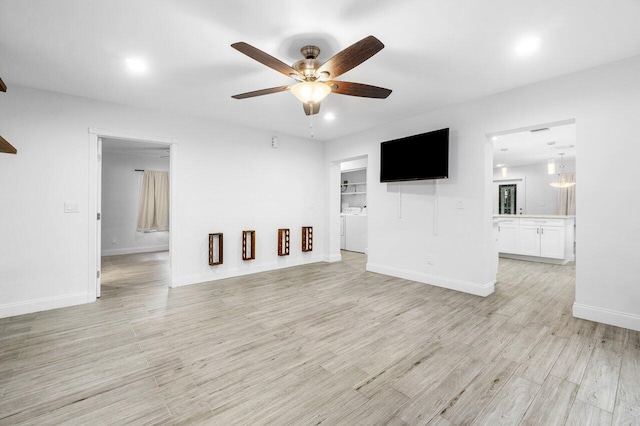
125,57,149,75
324,112,336,121
491,136,498,141
514,36,541,57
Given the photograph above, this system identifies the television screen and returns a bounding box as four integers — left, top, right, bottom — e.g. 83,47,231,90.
380,128,449,182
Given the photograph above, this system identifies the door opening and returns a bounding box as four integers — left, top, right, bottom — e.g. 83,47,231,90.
89,128,177,301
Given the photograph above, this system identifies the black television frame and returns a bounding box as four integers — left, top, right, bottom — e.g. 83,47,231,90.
380,127,450,183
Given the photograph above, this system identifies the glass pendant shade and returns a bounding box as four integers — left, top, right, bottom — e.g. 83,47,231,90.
550,153,575,188
550,175,576,188
501,166,508,178
290,81,331,103
547,159,556,174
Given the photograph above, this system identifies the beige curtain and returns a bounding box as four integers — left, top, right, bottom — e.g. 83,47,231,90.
137,170,169,232
556,173,576,215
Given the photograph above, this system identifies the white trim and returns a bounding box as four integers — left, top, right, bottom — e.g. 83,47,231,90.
366,262,495,297
88,127,178,295
498,253,574,265
173,255,324,288
324,253,342,263
102,246,169,256
0,293,88,319
573,303,640,332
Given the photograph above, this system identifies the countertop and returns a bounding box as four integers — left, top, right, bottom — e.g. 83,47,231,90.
493,214,575,219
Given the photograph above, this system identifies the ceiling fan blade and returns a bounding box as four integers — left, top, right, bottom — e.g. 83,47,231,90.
316,36,384,79
231,42,302,79
0,77,6,92
328,81,392,98
231,85,291,99
0,135,17,154
303,102,321,116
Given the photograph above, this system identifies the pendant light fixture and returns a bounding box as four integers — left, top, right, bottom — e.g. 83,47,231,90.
546,141,556,174
500,148,508,178
550,153,576,188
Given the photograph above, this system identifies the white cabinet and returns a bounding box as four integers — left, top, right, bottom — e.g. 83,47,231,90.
540,225,564,259
497,220,518,253
519,225,542,256
496,216,574,264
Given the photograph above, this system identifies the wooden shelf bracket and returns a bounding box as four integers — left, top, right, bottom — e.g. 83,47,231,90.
208,233,223,265
302,226,313,252
278,228,290,256
242,230,256,260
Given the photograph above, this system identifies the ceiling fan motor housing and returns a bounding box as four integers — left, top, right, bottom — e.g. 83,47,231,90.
294,46,321,79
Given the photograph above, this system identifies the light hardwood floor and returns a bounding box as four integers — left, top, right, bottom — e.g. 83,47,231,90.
0,251,638,425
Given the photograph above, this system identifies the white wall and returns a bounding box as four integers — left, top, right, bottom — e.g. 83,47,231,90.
0,86,325,318
2,56,640,331
492,159,576,215
324,55,640,330
101,151,170,255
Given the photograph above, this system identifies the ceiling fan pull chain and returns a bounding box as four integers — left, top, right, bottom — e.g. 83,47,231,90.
309,102,314,138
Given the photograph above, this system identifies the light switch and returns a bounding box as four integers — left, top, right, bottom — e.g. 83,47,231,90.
456,199,464,209
64,202,79,213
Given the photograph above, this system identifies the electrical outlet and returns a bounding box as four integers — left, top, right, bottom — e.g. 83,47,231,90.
64,202,79,213
426,255,434,265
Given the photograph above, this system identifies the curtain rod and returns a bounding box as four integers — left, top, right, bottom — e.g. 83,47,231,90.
134,169,145,172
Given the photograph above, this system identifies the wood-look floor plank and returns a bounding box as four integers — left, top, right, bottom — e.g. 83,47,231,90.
565,399,613,426
520,375,577,425
439,356,519,425
514,334,567,384
576,347,622,412
498,323,549,363
616,345,640,407
612,400,640,426
550,333,595,384
470,376,540,426
395,356,486,424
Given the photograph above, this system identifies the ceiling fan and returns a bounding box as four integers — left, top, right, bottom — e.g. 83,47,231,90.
0,76,17,155
230,35,392,116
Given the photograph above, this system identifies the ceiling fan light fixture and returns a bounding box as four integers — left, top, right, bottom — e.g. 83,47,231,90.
290,81,331,104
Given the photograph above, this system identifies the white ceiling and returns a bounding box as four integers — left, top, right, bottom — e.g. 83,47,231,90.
1,0,640,141
492,122,576,168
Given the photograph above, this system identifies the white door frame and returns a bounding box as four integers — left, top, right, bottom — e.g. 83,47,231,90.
87,127,179,302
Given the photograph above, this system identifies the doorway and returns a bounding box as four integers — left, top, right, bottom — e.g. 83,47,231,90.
489,120,577,269
99,138,171,296
88,128,178,301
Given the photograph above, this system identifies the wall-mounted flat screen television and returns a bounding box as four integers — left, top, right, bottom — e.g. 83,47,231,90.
380,128,449,182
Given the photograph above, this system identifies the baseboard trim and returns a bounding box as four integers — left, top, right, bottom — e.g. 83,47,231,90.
102,246,169,256
0,292,89,319
366,263,494,297
173,255,324,288
324,253,342,263
499,253,571,265
573,302,640,332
